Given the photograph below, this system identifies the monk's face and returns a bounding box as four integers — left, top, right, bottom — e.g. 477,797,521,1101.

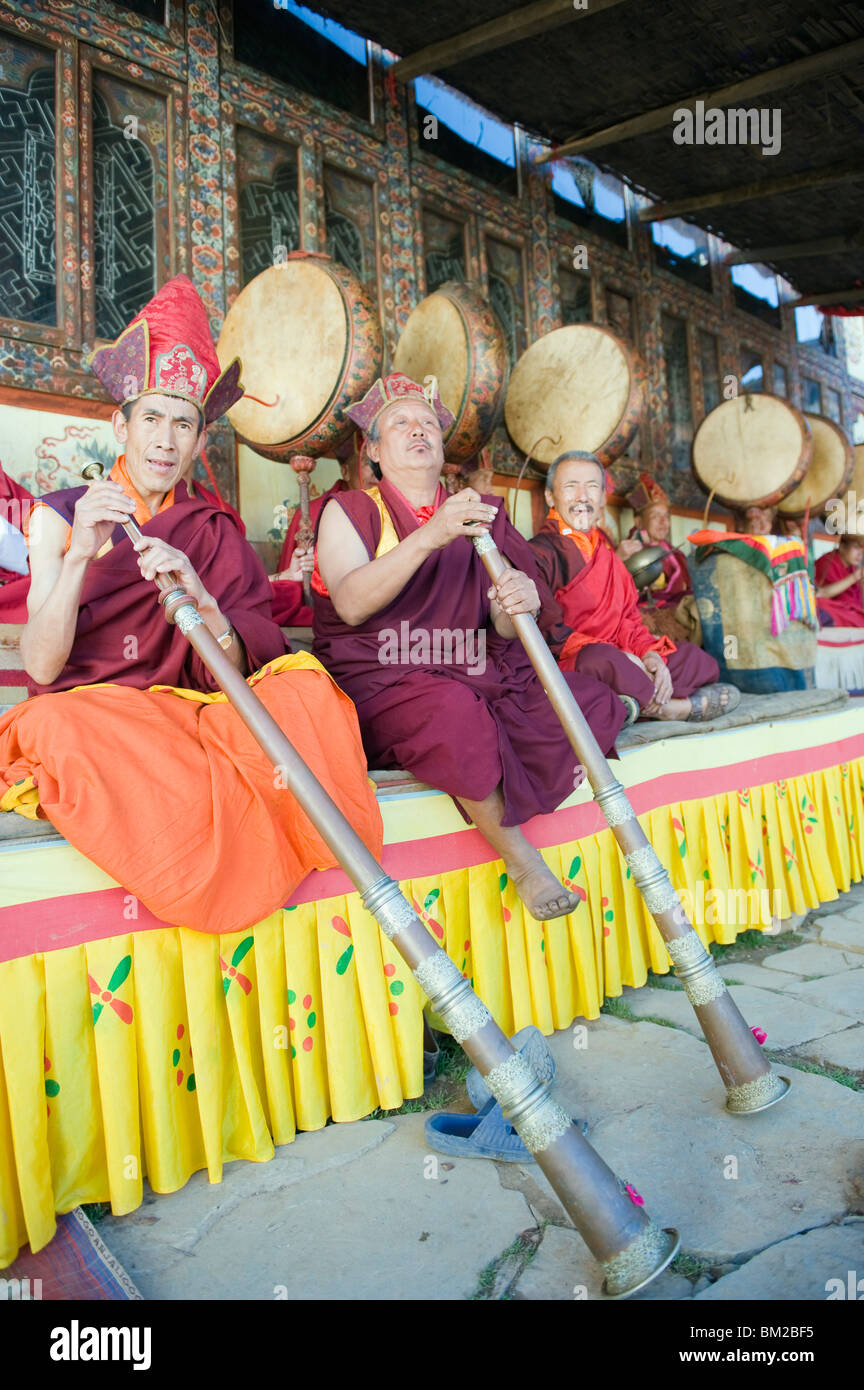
114,393,204,499
642,502,670,543
368,397,444,480
840,538,864,569
340,448,377,491
546,458,605,533
743,505,775,535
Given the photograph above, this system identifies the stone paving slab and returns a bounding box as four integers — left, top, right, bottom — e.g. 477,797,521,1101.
695,1221,864,1301
811,915,864,953
716,963,798,990
793,1026,864,1072
762,944,862,977
538,1020,862,1259
778,968,864,1022
514,1223,694,1301
100,1114,532,1301
622,983,841,1050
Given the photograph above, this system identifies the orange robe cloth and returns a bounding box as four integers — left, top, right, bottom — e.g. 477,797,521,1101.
0,654,382,934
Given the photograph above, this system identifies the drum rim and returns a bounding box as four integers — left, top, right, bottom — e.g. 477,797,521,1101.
691,393,813,510
775,410,855,517
504,322,644,467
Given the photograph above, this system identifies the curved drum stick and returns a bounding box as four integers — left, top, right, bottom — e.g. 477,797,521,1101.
473,530,790,1116
79,460,678,1298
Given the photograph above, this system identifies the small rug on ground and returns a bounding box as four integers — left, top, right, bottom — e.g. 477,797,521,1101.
2,1207,143,1300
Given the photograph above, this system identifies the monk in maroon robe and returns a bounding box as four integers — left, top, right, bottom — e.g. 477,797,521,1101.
531,452,736,722
269,434,376,627
5,274,382,935
618,473,692,609
314,373,626,922
815,535,864,628
0,465,34,622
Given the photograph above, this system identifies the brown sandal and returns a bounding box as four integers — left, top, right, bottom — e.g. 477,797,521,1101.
686,683,741,722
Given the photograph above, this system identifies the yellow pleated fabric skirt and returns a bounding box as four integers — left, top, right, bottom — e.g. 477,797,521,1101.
1,754,862,1267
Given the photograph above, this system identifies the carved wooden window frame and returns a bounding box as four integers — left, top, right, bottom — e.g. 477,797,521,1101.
78,44,187,356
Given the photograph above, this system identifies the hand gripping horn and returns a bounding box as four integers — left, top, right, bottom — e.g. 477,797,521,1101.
473,530,790,1116
78,459,680,1297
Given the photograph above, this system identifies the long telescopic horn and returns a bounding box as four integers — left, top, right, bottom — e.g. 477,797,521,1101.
473,531,790,1116
80,460,679,1297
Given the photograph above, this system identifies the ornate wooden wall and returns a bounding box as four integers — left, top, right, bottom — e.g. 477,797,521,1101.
0,0,858,511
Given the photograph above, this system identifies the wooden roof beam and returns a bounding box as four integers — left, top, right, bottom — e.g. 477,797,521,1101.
638,163,864,224
535,36,864,163
791,287,864,308
391,0,629,85
724,228,864,265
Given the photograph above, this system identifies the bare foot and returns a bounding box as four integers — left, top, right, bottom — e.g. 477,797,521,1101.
509,852,580,921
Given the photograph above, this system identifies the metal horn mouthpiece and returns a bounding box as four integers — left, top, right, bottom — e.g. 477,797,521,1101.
81,460,106,481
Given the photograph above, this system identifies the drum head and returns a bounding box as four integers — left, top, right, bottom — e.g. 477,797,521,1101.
692,395,812,509
777,413,854,516
504,324,644,468
217,257,382,458
393,281,508,464
394,293,468,430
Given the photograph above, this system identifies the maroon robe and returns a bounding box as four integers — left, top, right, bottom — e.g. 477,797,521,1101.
531,521,718,710
270,480,349,627
815,550,864,629
36,477,286,694
0,467,34,621
312,478,626,827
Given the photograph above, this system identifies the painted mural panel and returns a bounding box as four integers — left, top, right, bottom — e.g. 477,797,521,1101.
422,207,466,293
0,402,116,495
323,164,377,295
237,126,301,286
698,329,722,415
92,70,168,339
559,266,592,325
0,34,57,327
661,312,693,482
486,236,526,367
606,287,635,344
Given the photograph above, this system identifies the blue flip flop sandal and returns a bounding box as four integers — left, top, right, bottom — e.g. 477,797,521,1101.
424,1097,589,1163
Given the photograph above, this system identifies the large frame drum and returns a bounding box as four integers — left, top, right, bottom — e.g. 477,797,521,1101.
216,253,383,461
504,324,645,468
776,413,854,518
392,281,508,465
692,395,812,511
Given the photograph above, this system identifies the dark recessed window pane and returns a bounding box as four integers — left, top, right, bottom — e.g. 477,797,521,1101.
0,38,56,326
109,0,166,22
415,79,517,197
233,0,369,122
486,238,526,367
559,266,592,324
324,165,377,296
795,305,838,358
552,159,628,249
698,330,721,414
662,313,693,476
823,387,842,424
606,287,634,343
237,128,300,286
802,377,822,414
651,218,711,292
740,347,764,393
93,74,166,339
422,208,466,293
731,263,781,329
